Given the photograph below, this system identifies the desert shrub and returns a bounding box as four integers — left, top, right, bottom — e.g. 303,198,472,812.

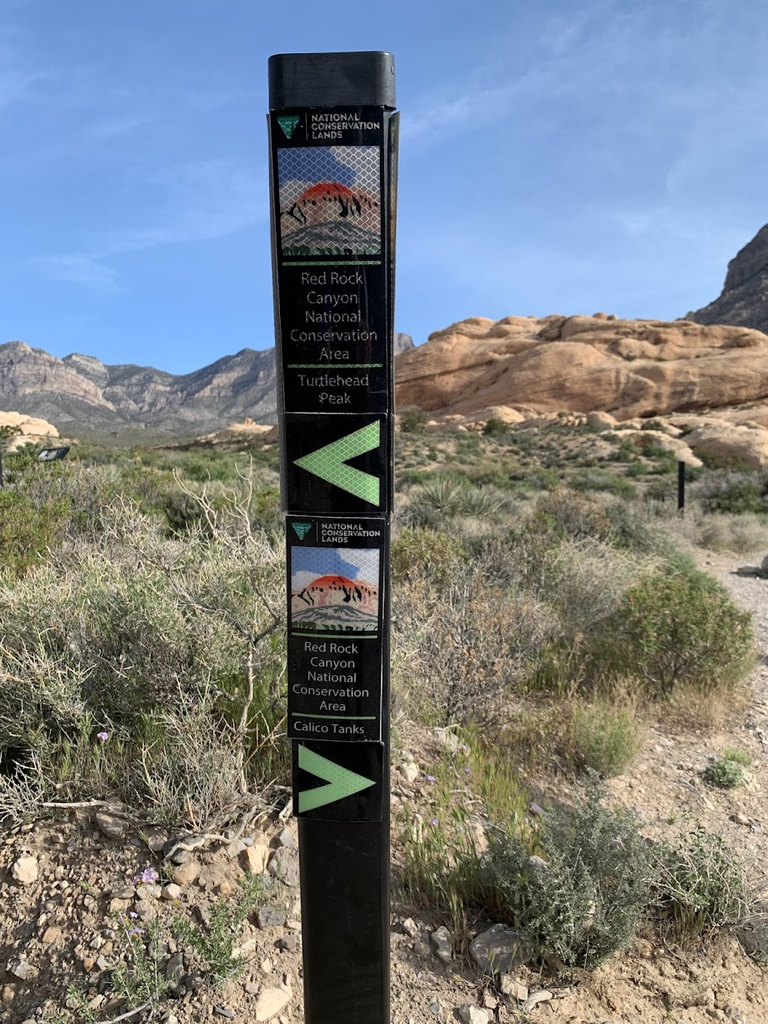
392,579,559,725
487,788,652,969
391,527,467,586
0,491,286,824
482,417,510,437
697,471,767,515
653,827,750,940
570,700,646,777
596,566,755,699
570,470,636,498
399,407,428,434
0,490,69,576
703,749,751,790
698,515,768,555
530,489,613,544
603,500,657,552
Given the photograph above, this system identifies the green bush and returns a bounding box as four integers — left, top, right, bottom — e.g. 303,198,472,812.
391,527,466,586
482,417,510,437
488,788,652,969
597,566,755,699
697,472,768,515
570,701,645,777
399,407,429,434
653,827,750,940
0,490,69,576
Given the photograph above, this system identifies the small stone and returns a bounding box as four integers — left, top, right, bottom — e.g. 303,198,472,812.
1,986,15,1005
11,959,38,981
135,899,156,921
731,813,750,826
286,919,301,931
276,934,298,952
141,883,162,900
166,953,184,985
430,925,452,964
481,992,498,1010
459,1005,489,1024
258,906,287,929
217,880,234,896
96,954,110,971
402,762,419,783
277,828,296,848
227,839,248,859
172,859,202,886
254,986,291,1021
162,883,183,901
142,826,168,853
268,848,300,886
402,917,419,938
527,855,549,875
261,957,274,973
111,886,135,900
529,802,545,816
499,975,528,1001
213,1007,235,1019
11,856,39,885
245,981,259,995
240,845,270,875
41,925,63,945
470,923,531,974
523,990,554,1013
95,812,128,840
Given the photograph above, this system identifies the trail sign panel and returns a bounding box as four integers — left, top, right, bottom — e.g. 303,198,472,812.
269,50,397,1024
287,514,387,742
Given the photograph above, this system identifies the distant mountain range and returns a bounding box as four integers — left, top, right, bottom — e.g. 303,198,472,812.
688,223,768,333
0,334,414,439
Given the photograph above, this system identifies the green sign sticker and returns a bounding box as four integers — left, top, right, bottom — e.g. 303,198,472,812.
298,744,375,813
294,421,380,504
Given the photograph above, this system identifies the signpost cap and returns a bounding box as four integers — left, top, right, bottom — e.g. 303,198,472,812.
269,51,395,109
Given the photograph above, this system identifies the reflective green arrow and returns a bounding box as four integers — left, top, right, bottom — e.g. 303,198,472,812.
294,422,380,504
298,745,376,813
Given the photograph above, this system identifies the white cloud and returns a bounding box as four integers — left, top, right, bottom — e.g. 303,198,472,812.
291,571,319,591
38,253,120,293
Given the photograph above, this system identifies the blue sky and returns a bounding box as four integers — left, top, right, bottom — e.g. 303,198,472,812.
2,0,767,373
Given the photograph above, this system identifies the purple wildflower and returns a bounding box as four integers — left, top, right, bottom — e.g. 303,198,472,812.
140,867,159,884
464,767,471,774
430,818,439,827
129,911,139,919
425,774,436,785
96,731,109,742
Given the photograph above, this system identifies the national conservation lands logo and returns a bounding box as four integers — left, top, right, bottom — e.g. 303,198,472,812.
291,521,313,540
276,115,300,139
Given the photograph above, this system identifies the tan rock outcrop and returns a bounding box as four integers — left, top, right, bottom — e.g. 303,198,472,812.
0,411,59,450
395,315,768,424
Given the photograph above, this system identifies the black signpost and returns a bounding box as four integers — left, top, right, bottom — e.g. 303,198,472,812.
268,52,397,1024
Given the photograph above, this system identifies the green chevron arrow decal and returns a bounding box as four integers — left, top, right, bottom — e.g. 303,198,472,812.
298,745,376,813
293,422,380,504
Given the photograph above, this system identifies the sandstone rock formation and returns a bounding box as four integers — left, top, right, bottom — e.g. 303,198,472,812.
395,314,768,424
688,224,768,334
0,410,59,451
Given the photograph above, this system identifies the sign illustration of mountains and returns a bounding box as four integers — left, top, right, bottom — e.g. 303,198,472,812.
291,573,379,632
278,145,381,256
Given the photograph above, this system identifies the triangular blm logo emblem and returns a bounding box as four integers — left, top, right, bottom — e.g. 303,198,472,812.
277,115,300,139
291,521,312,540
